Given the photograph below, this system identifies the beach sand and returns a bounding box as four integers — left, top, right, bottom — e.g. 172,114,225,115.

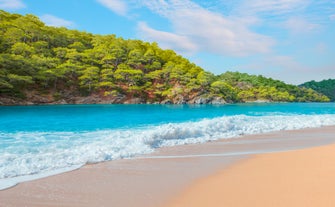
165,130,335,207
0,126,334,207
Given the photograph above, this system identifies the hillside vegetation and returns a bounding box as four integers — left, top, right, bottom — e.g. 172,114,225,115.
0,11,330,105
300,79,335,101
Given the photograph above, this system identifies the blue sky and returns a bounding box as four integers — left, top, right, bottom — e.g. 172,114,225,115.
1,0,335,84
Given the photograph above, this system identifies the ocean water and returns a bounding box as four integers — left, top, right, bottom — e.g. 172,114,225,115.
1,103,335,189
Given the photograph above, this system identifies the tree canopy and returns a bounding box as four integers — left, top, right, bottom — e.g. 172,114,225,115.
0,10,330,104
300,79,335,101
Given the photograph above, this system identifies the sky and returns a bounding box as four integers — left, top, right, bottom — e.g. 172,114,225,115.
1,0,335,84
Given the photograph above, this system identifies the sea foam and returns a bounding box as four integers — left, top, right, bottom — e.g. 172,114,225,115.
1,114,335,190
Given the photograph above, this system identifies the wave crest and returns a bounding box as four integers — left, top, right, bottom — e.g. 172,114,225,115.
1,114,335,182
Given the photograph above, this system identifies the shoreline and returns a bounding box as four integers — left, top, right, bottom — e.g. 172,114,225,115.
1,101,334,107
0,126,335,207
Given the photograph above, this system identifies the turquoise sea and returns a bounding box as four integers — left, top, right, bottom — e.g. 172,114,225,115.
1,103,335,189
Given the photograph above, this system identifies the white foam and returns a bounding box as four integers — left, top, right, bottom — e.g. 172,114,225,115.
143,114,335,147
0,165,82,190
142,149,291,159
1,114,335,190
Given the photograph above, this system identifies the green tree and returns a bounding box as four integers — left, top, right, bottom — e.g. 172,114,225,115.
127,49,145,69
211,81,238,101
11,42,35,57
79,66,100,92
114,63,144,86
0,11,331,104
99,68,115,90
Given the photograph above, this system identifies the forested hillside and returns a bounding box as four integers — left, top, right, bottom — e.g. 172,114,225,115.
300,79,335,101
0,11,330,105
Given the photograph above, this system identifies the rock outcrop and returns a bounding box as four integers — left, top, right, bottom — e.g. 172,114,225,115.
0,92,229,106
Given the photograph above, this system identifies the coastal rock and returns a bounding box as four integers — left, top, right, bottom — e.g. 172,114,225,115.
210,97,226,104
0,97,15,105
1,94,229,105
247,99,271,103
188,96,227,104
75,95,101,104
1,96,45,105
107,94,127,104
161,99,172,104
72,93,127,104
27,95,51,104
124,98,145,104
192,97,211,104
173,95,187,104
53,99,68,104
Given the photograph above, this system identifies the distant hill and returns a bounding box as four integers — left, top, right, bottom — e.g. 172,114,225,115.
300,79,335,101
0,10,330,105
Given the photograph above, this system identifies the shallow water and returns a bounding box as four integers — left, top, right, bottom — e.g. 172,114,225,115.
0,103,335,189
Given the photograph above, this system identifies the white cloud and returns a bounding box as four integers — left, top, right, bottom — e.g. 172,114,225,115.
282,17,320,34
238,0,308,15
278,63,335,84
138,0,274,57
137,22,198,54
133,0,335,84
40,15,75,28
0,0,25,9
239,55,335,84
266,55,301,70
96,0,127,16
315,42,327,54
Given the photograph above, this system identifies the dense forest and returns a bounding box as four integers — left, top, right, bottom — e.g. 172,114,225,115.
300,79,335,101
0,10,330,105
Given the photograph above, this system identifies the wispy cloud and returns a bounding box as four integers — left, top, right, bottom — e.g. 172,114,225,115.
0,0,25,10
40,14,75,28
96,0,127,16
239,54,335,84
108,0,333,84
282,17,320,34
238,0,308,15
315,42,327,54
138,0,274,56
137,22,198,54
237,0,334,29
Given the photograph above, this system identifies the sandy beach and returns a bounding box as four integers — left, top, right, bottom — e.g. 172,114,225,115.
165,129,335,207
0,126,335,207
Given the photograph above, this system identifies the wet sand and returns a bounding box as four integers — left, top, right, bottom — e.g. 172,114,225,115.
0,126,334,207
